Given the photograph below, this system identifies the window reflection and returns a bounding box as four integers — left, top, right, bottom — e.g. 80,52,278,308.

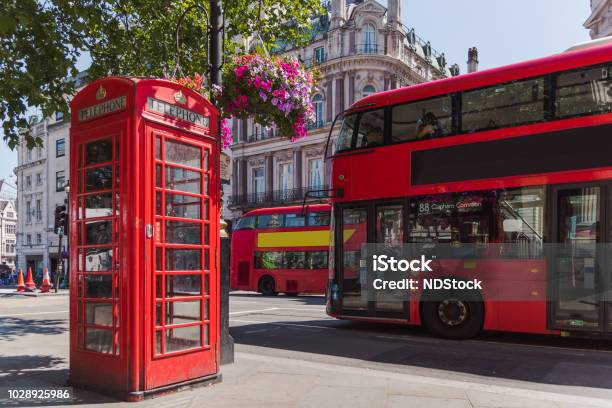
85,220,112,245
82,248,113,271
85,166,113,191
335,114,358,152
462,77,546,133
556,64,612,118
85,303,113,326
164,139,201,168
85,193,113,218
165,221,201,244
84,275,112,298
165,193,201,219
165,249,201,270
165,325,201,352
85,139,113,165
162,274,201,297
166,166,201,194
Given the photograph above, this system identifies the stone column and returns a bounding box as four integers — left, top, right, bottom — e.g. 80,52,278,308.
240,158,248,197
266,154,274,201
293,149,303,192
326,80,333,123
349,74,355,105
335,75,345,114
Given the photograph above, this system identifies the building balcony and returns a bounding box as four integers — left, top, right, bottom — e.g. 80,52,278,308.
353,44,382,55
229,185,329,208
245,129,279,143
306,120,330,130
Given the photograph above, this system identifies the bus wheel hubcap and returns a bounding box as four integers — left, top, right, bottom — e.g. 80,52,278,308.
438,299,468,326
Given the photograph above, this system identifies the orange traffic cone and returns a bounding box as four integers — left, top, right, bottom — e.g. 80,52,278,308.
24,267,37,292
15,269,25,292
39,267,52,293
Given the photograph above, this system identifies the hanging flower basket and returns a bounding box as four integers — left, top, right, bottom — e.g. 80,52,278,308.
169,54,315,149
214,54,315,145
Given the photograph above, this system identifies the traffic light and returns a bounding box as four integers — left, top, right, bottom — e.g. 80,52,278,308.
54,205,68,234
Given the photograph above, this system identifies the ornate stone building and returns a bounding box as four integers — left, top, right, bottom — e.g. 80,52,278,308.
0,199,17,271
585,0,612,39
228,0,457,219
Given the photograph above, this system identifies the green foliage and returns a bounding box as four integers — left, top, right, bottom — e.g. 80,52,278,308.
0,0,324,150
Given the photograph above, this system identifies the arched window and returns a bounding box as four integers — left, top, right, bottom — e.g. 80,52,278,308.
313,94,324,127
362,85,376,98
362,23,376,53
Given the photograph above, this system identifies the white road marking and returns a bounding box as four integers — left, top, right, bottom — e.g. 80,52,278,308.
229,307,279,315
1,310,68,317
231,318,334,330
236,351,612,408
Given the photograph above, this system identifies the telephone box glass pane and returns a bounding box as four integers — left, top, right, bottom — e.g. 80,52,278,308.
85,139,113,165
84,275,113,298
84,248,113,272
165,249,201,270
165,300,201,325
165,221,201,244
85,302,113,326
85,220,113,245
164,274,201,297
85,328,113,353
156,164,162,187
165,326,201,352
165,193,201,219
156,331,162,354
85,166,113,191
85,193,113,218
155,137,161,160
166,167,200,194
164,139,201,168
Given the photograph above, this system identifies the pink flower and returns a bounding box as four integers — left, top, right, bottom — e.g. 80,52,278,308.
261,80,272,92
253,76,262,88
234,65,248,79
221,118,233,149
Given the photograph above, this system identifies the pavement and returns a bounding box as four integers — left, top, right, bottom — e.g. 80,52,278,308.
2,291,612,407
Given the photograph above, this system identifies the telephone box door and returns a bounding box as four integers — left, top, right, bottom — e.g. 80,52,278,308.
145,122,218,388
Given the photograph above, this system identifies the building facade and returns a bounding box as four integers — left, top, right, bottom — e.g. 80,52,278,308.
585,0,612,39
228,0,457,220
14,112,70,277
0,199,17,270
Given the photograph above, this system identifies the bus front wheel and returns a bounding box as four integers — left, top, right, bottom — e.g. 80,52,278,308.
420,290,484,340
258,276,278,296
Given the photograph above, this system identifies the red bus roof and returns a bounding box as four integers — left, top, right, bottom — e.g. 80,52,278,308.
241,204,331,217
352,42,612,112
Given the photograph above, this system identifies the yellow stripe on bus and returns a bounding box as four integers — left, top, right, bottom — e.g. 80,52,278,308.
257,229,356,248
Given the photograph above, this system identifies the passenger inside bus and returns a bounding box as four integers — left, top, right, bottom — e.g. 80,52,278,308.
416,112,439,139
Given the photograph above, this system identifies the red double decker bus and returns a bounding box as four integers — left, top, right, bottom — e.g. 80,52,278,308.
326,41,612,339
231,204,330,295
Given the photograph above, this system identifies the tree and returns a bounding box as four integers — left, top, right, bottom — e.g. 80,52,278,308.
0,0,324,149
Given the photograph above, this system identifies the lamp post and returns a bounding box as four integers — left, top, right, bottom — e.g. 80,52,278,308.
175,0,233,365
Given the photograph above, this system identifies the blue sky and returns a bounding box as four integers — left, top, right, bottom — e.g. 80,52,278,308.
0,1,594,192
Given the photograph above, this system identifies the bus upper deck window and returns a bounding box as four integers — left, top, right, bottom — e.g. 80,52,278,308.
234,216,256,230
335,114,358,152
391,95,452,143
355,109,385,148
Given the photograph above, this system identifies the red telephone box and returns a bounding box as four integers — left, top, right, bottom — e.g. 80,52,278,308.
68,77,220,400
